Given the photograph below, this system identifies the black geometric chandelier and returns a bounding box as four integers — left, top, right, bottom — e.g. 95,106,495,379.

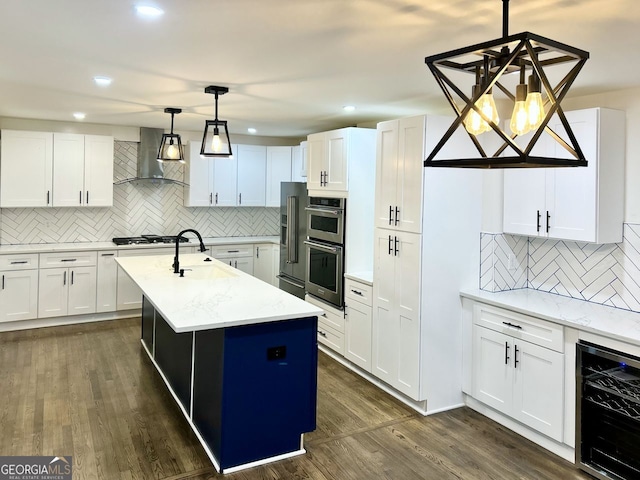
200,85,233,158
157,108,185,163
424,0,589,168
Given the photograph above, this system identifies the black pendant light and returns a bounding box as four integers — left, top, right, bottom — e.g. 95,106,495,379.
200,85,233,157
424,0,589,168
157,108,185,163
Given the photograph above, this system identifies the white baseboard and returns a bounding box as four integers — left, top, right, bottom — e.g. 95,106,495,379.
0,309,141,332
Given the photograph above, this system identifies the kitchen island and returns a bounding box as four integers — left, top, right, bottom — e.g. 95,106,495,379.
115,253,323,473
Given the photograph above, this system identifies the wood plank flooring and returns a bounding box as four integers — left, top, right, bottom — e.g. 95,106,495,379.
0,318,592,479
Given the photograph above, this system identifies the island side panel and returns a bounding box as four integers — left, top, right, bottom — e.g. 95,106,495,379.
141,296,154,354
154,311,193,413
193,316,318,470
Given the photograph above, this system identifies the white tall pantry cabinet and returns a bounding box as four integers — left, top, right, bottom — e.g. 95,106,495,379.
373,115,483,410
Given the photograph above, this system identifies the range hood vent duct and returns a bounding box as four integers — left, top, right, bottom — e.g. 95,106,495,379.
114,127,187,186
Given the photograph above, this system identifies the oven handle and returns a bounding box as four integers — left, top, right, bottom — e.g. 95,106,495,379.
304,207,342,216
304,240,339,253
276,275,305,289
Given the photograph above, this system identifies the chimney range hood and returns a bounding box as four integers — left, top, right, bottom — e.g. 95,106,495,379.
114,127,188,186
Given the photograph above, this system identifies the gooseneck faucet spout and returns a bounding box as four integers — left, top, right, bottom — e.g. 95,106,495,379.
173,229,207,274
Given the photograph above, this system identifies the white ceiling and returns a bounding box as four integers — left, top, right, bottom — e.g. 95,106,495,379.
1,0,639,138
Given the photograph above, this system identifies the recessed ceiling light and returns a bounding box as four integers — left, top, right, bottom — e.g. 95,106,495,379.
135,5,164,17
247,128,257,134
73,112,86,120
93,76,112,87
343,105,356,112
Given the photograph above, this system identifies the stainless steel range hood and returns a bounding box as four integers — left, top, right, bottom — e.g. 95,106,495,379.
114,127,187,186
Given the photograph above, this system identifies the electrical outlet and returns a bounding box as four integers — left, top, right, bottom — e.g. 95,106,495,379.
508,253,517,271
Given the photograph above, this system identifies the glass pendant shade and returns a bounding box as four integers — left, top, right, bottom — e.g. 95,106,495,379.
157,108,185,163
200,86,233,157
510,83,531,135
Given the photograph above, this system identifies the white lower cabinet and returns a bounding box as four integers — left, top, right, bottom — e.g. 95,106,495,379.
253,243,278,286
96,251,118,313
0,269,39,322
210,244,254,275
471,305,564,442
38,265,97,318
307,294,345,355
344,279,372,372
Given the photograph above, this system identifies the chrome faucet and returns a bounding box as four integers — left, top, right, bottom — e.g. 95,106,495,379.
173,229,207,274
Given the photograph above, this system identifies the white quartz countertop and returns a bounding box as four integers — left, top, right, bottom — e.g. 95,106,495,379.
0,236,279,255
116,253,322,333
460,288,640,347
344,271,373,285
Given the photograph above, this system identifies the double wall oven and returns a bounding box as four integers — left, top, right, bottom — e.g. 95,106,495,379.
304,197,345,309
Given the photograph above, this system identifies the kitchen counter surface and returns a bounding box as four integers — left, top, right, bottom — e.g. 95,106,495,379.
116,253,322,333
344,271,373,285
0,236,279,255
461,288,640,347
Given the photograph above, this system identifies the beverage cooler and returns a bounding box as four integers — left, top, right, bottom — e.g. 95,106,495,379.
577,341,640,480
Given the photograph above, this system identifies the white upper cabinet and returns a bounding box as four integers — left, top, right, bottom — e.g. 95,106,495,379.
236,144,266,206
52,133,114,207
1,130,53,207
84,134,114,207
291,142,307,182
503,108,625,243
213,154,239,206
265,146,292,207
183,142,214,206
375,116,425,233
0,130,113,208
307,128,375,197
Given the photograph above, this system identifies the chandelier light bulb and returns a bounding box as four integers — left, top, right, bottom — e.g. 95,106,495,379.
525,91,545,130
464,85,488,135
479,90,499,131
510,83,530,135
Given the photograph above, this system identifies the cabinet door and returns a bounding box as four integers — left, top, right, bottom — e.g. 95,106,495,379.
236,144,266,206
375,120,399,229
253,244,274,284
213,155,238,206
396,116,426,233
325,130,348,192
116,248,171,310
300,141,308,178
345,300,372,372
1,130,53,207
0,270,38,322
546,109,598,242
52,133,85,206
96,251,118,313
184,142,214,206
232,256,254,275
68,267,97,315
512,340,564,441
306,134,325,190
265,146,292,207
84,135,114,207
472,325,513,414
291,142,307,181
503,168,547,236
38,268,69,318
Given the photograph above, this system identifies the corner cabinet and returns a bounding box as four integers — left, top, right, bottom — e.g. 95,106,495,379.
1,130,53,207
503,108,625,243
307,128,375,197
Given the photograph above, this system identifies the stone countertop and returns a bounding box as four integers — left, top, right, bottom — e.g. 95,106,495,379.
116,253,322,333
344,271,373,286
0,236,279,255
460,288,640,348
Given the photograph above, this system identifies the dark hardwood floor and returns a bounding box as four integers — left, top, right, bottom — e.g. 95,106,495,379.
0,318,592,479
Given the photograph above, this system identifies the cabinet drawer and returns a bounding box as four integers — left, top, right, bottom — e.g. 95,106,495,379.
40,251,97,268
317,319,344,355
305,293,345,332
473,303,564,353
344,278,373,306
0,253,39,271
209,244,253,258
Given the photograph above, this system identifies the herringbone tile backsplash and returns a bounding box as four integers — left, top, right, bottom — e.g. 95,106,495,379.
0,141,279,244
481,224,640,313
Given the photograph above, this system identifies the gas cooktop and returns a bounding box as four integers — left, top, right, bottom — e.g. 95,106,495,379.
112,235,190,246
